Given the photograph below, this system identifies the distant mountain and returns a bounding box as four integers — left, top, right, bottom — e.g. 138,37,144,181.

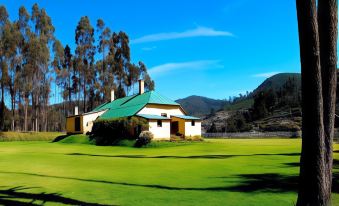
176,95,226,116
204,73,303,132
253,73,301,95
225,73,301,111
176,73,302,117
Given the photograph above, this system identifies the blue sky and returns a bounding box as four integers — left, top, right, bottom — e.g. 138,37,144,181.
2,0,300,100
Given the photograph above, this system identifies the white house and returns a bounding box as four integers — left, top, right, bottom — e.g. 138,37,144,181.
66,80,201,140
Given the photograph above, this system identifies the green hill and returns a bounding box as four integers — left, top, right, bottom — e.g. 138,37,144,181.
176,73,301,116
226,73,301,111
253,73,301,95
176,95,226,116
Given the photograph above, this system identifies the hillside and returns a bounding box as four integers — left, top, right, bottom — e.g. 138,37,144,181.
177,73,302,117
253,73,301,95
176,95,226,116
203,73,303,132
225,73,301,111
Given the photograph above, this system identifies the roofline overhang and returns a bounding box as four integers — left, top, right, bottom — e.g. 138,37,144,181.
144,103,187,115
136,114,171,120
170,115,201,121
66,109,108,118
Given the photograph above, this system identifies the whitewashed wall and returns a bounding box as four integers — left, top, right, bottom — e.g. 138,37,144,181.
82,110,107,134
148,120,171,140
184,121,202,137
137,105,184,117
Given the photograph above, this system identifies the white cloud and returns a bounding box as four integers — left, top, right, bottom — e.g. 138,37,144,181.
252,71,281,78
148,60,224,76
131,26,233,44
141,46,157,51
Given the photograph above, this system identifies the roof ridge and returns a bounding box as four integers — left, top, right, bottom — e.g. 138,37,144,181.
120,91,150,106
120,95,139,106
146,90,153,103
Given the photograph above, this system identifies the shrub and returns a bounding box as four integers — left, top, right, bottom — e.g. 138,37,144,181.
185,135,203,141
170,134,183,141
224,112,252,133
207,123,218,133
291,130,302,138
259,122,300,132
91,117,148,146
134,131,154,147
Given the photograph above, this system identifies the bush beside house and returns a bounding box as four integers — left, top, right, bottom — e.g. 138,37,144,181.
90,117,149,146
135,131,154,147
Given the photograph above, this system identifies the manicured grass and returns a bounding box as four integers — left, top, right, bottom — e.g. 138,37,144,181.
0,139,338,205
0,131,64,141
58,134,95,144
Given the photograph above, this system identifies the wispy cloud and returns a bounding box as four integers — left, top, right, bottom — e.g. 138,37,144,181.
148,60,224,76
131,26,233,44
141,46,157,51
252,71,281,78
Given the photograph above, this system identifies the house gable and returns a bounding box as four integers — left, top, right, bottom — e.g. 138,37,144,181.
137,104,185,118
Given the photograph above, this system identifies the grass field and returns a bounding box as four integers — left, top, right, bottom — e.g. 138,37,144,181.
0,131,64,141
0,138,338,206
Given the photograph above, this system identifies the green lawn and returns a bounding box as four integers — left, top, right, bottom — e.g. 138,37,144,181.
0,138,338,206
0,131,64,141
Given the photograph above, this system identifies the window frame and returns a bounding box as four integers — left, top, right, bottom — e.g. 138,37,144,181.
191,120,195,126
161,113,167,117
157,120,162,127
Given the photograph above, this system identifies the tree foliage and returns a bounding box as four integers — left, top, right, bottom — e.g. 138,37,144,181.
0,4,155,132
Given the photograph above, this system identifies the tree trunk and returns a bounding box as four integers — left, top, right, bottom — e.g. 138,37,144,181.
24,96,28,132
296,0,328,205
11,95,15,131
83,69,86,113
0,82,4,131
18,90,22,131
35,94,39,132
68,75,72,116
318,0,338,202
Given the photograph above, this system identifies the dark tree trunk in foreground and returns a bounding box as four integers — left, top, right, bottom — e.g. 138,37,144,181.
318,0,338,201
296,0,337,205
296,0,326,204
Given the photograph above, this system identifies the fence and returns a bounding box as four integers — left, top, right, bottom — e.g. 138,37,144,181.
202,131,300,138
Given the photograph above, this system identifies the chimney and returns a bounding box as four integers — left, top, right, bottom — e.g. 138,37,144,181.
74,106,78,115
138,79,144,95
110,89,115,102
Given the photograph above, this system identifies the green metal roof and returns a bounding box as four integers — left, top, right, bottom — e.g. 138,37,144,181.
96,91,179,120
137,114,170,120
171,115,200,120
92,95,137,112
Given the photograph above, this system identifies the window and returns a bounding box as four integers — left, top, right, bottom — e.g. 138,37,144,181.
191,120,195,126
161,113,167,117
157,120,162,127
75,117,81,131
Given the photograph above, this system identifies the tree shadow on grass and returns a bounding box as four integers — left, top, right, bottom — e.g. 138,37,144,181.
215,172,339,193
2,170,338,194
66,152,300,159
221,173,299,193
282,159,339,193
0,186,115,206
52,135,70,142
283,159,339,169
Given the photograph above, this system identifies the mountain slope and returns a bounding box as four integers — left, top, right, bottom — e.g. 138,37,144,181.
176,95,226,116
176,73,302,117
225,73,301,111
253,73,301,95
